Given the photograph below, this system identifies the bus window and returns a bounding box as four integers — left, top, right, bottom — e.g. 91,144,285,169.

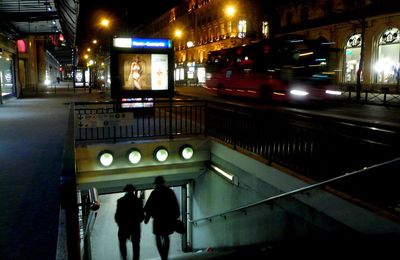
226,70,232,78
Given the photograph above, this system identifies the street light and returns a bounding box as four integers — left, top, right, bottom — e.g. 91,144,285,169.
175,29,183,38
100,18,110,28
225,5,236,37
225,6,236,17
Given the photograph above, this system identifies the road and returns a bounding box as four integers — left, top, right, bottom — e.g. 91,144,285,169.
174,86,400,130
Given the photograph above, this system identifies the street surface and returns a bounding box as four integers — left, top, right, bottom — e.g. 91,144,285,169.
174,86,400,130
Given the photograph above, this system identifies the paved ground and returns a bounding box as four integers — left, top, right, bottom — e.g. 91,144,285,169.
0,84,106,260
1,83,399,260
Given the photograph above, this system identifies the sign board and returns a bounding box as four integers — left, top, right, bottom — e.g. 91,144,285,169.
76,113,133,128
110,37,174,99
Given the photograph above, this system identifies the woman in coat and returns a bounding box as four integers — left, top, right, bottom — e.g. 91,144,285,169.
144,176,180,260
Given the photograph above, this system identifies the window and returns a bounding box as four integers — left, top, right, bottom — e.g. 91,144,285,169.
0,53,14,96
344,33,362,83
262,21,269,38
238,20,247,38
375,27,400,84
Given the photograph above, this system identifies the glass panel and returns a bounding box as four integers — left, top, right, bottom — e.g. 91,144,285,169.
345,47,361,82
262,21,269,38
238,20,247,38
375,43,400,84
0,57,14,96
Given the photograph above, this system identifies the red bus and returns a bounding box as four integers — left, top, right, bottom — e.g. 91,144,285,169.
203,36,342,102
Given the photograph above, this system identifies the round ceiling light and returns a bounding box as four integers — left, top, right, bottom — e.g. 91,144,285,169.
98,150,114,167
154,147,169,162
180,145,194,160
128,149,142,164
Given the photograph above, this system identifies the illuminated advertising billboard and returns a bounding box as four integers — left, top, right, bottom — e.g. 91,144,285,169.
111,37,174,98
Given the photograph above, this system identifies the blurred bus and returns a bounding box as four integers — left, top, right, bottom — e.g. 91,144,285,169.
203,36,342,102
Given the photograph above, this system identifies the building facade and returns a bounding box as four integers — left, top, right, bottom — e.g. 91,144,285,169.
139,0,267,86
273,0,400,92
139,0,399,92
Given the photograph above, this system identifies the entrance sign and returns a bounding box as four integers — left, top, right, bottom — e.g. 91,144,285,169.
110,37,174,98
76,113,133,128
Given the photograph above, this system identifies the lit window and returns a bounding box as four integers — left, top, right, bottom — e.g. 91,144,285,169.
154,147,169,162
344,34,362,83
98,150,114,167
375,27,400,84
262,22,269,38
238,20,247,38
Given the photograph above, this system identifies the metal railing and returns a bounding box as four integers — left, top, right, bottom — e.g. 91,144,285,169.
66,98,400,259
190,157,400,224
74,99,206,142
205,102,400,182
339,84,400,106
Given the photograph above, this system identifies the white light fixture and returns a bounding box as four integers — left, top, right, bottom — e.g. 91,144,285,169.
127,149,141,164
210,164,237,185
154,147,169,162
98,150,114,167
180,145,194,160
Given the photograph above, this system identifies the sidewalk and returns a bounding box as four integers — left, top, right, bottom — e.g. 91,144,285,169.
0,83,108,259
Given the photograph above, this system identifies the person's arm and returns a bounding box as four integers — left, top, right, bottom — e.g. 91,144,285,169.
115,200,121,224
143,194,153,224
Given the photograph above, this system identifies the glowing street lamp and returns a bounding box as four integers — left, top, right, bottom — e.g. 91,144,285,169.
174,29,183,38
92,39,98,44
100,18,110,28
225,6,236,17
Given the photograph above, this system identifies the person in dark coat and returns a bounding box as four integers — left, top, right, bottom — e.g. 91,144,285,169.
144,176,180,260
115,184,144,260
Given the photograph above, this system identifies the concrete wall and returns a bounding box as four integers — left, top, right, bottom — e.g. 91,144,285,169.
190,141,400,250
75,137,210,193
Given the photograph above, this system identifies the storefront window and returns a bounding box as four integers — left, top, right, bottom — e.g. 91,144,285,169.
0,53,14,96
375,27,400,84
344,33,362,83
238,20,247,38
262,21,269,38
197,67,206,83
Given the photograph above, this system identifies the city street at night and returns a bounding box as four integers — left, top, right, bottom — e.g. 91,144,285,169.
1,1,400,260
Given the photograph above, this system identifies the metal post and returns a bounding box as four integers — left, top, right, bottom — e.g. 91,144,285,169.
0,77,3,104
185,47,189,87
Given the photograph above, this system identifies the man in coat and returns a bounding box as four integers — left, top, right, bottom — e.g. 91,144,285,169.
115,184,144,260
144,176,180,260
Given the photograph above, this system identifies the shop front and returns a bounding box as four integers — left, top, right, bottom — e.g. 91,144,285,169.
0,39,17,101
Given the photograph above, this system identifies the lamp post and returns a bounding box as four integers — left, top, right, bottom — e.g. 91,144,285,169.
225,5,236,38
174,29,183,86
186,41,194,87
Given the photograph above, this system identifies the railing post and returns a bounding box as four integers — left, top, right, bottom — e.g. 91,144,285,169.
204,102,208,137
382,87,389,105
232,108,237,150
169,98,173,139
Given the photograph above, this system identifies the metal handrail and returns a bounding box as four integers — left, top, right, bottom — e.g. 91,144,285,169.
189,157,400,224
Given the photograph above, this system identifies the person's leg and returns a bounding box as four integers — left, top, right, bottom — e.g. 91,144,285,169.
118,229,128,260
156,235,170,260
163,235,170,260
156,235,163,258
132,232,140,260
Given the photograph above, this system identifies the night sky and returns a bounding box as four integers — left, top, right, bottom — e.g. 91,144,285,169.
76,0,182,48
